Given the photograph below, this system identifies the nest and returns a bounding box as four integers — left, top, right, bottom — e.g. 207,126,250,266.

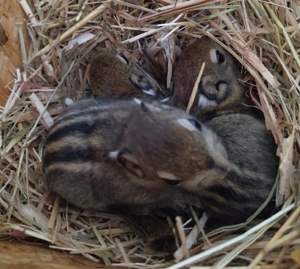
1,0,300,268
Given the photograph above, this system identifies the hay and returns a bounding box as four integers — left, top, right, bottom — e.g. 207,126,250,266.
0,0,299,268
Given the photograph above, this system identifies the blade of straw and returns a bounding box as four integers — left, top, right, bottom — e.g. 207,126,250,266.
186,62,205,113
32,1,111,59
167,203,295,269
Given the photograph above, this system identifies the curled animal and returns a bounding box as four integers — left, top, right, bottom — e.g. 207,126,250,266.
43,98,278,251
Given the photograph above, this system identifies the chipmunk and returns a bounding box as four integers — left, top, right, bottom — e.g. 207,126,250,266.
118,100,278,223
88,48,168,99
43,99,278,252
42,99,225,215
171,36,259,120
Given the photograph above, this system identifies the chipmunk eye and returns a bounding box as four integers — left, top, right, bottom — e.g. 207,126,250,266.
163,179,181,186
116,53,129,65
216,50,225,63
188,119,202,131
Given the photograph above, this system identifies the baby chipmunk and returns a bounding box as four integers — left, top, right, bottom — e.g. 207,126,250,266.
43,99,278,251
43,99,226,215
88,48,167,99
120,100,278,223
171,37,256,120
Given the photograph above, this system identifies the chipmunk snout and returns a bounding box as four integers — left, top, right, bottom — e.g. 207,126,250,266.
198,76,230,108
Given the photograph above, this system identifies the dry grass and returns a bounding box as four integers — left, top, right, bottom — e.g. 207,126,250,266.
1,0,300,268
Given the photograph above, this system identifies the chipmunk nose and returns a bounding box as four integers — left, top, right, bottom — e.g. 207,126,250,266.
163,179,181,186
198,80,218,100
198,76,229,104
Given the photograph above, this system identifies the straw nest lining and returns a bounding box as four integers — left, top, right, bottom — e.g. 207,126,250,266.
1,0,300,268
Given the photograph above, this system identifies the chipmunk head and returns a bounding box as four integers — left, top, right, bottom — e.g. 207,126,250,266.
171,37,248,118
110,100,230,187
89,48,167,99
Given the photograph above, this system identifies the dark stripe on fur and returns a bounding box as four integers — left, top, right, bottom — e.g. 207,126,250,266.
47,119,114,144
53,106,107,127
43,146,99,167
47,122,96,143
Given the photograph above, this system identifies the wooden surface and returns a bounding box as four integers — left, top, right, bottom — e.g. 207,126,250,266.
0,241,106,269
0,0,30,106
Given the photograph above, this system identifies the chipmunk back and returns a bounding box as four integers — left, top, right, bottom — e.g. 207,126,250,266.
196,113,278,223
43,99,169,214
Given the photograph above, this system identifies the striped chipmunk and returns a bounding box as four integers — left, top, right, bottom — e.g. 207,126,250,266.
43,98,278,252
170,36,279,218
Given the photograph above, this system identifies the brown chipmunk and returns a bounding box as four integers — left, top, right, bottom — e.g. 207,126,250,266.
171,36,259,120
43,99,278,252
42,99,226,215
89,48,168,99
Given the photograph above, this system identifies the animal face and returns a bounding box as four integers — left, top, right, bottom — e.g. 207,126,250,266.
89,49,167,99
171,37,248,117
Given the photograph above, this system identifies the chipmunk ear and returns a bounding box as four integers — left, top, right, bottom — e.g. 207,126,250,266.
140,101,162,113
133,98,142,105
116,53,129,65
113,148,145,178
160,88,173,103
156,171,181,185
